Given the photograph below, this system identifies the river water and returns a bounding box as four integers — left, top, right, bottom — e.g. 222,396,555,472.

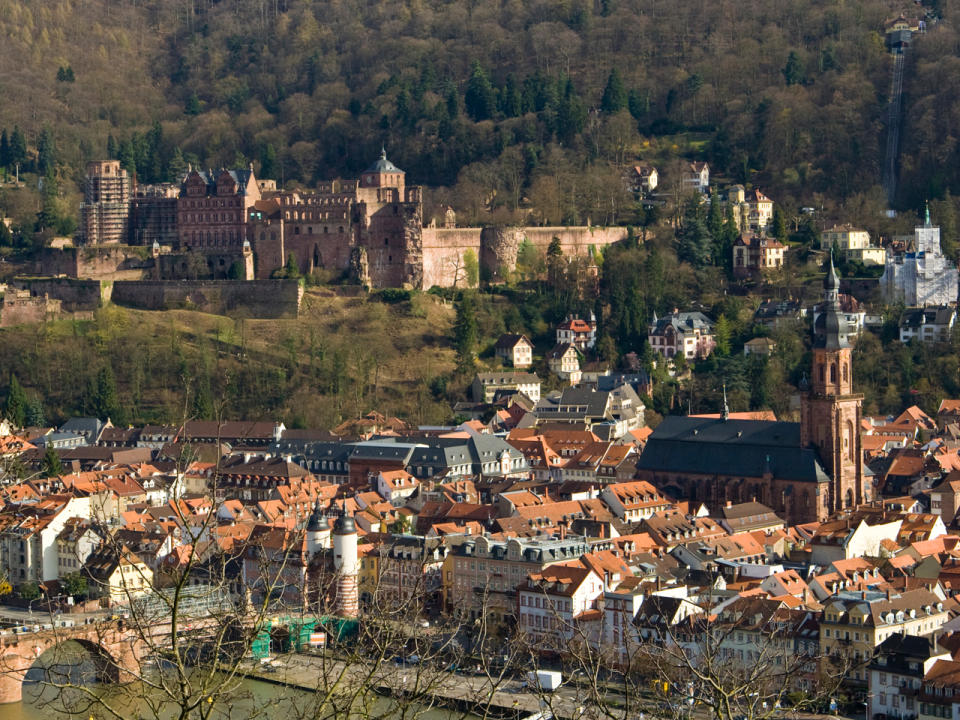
0,645,484,720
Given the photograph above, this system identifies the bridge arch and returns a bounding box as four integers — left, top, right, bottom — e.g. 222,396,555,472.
0,622,143,704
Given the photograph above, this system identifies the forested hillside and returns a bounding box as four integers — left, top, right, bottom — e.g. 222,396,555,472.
0,0,956,226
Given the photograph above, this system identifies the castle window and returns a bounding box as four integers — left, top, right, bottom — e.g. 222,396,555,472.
385,238,389,245
830,364,836,383
819,364,825,382
294,227,300,235
339,227,344,233
389,255,392,262
843,363,849,383
308,227,313,235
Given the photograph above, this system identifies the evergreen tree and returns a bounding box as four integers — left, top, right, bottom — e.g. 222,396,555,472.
445,86,460,119
677,197,713,268
193,377,214,419
464,61,496,121
453,292,478,373
627,89,649,121
169,147,188,181
9,126,26,166
64,66,75,82
783,51,806,86
36,172,60,233
92,366,121,422
0,129,9,168
554,77,586,143
501,74,524,117
36,127,56,176
42,446,62,478
600,69,627,113
706,191,724,241
0,221,12,247
285,252,300,277
24,397,44,427
185,93,201,116
4,375,27,428
56,66,66,82
714,315,732,356
259,143,277,179
771,205,788,243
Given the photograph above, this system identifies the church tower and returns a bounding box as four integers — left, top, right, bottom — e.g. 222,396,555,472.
801,256,868,513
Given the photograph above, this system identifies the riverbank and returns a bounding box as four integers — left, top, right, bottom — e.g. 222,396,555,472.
233,652,582,719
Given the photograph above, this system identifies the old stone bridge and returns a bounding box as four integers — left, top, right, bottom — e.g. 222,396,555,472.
0,619,147,703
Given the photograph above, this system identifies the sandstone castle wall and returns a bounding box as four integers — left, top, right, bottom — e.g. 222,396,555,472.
111,279,302,318
421,225,628,288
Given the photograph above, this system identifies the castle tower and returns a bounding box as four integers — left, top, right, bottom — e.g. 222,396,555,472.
306,501,330,557
359,148,405,191
332,512,359,618
801,255,867,514
79,161,131,244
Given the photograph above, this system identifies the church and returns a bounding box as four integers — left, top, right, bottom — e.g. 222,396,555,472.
635,258,870,524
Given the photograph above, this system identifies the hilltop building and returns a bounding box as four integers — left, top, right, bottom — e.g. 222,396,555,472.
821,224,885,266
648,310,716,360
880,207,958,306
74,150,626,288
79,161,131,245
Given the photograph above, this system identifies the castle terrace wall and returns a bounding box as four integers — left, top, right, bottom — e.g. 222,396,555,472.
1,293,62,327
10,277,106,311
421,226,628,288
421,228,483,288
111,279,302,318
36,246,153,280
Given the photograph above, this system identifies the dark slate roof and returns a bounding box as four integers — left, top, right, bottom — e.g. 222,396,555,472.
181,168,254,197
594,372,651,392
649,311,713,334
635,416,829,484
868,633,945,675
349,442,422,463
546,342,578,360
901,306,956,328
60,417,105,440
495,334,532,350
364,149,403,174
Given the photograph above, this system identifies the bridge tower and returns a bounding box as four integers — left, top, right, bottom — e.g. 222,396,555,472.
332,512,359,618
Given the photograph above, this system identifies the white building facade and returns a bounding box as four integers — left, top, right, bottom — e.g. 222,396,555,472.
881,212,959,306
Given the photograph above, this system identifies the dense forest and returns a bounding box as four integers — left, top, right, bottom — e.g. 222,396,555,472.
3,0,960,428
0,0,958,230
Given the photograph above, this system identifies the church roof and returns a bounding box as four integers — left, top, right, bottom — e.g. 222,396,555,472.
636,416,830,484
365,148,403,175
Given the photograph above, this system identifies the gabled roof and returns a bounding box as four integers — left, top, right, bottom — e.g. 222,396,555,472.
495,333,533,350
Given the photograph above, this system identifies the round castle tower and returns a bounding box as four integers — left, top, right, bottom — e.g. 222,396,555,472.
306,500,330,556
332,512,359,618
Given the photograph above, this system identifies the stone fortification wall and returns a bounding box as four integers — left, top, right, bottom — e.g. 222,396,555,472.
421,225,628,288
111,279,302,318
153,249,252,280
421,228,483,288
10,277,106,311
37,246,153,280
1,292,62,327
